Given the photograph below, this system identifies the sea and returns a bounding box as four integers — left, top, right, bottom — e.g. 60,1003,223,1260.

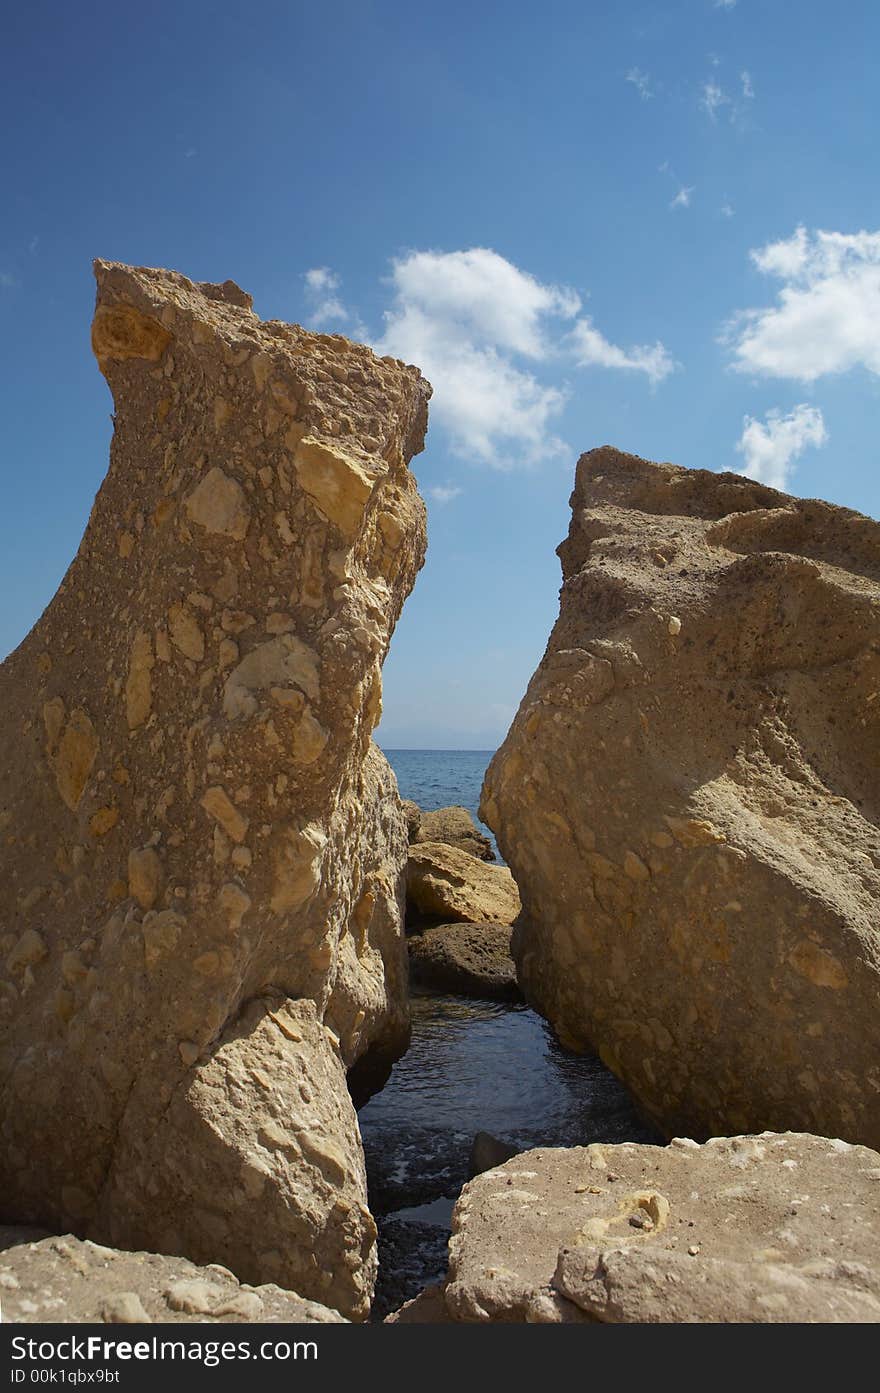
362,748,659,1318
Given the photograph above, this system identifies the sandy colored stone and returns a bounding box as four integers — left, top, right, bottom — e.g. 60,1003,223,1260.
406,843,520,925
0,260,431,1319
426,1133,880,1323
0,1227,344,1323
483,446,880,1147
414,805,495,861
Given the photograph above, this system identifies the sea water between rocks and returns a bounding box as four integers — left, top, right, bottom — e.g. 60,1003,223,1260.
364,751,659,1319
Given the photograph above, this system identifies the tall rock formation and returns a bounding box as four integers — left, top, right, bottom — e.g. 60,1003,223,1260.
482,447,880,1148
0,261,431,1319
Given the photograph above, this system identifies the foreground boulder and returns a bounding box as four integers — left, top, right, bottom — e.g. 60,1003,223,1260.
0,1228,344,1323
396,1133,880,1323
414,805,495,861
408,922,521,1000
482,447,880,1147
406,843,520,926
0,261,431,1318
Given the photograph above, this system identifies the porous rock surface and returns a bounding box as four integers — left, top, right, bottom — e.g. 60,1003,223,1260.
0,260,431,1319
415,1133,880,1323
482,447,880,1147
0,1228,344,1323
414,805,495,861
406,843,520,926
408,922,521,1000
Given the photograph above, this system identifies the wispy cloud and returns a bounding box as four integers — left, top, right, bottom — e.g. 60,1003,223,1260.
736,405,828,490
714,0,737,9
0,271,16,289
726,226,880,380
740,69,754,100
625,67,652,100
721,200,735,218
570,319,676,384
302,267,367,339
427,484,463,504
701,79,729,120
670,185,694,210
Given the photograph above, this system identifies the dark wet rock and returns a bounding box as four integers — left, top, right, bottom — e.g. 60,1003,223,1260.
408,922,522,1001
469,1131,520,1177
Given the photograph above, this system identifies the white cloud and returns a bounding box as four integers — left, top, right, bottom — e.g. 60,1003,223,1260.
735,404,828,490
303,267,348,324
428,484,463,504
701,80,729,119
376,249,676,464
375,249,578,465
714,0,737,9
626,67,652,100
570,318,676,385
741,70,754,100
721,200,735,218
727,226,880,380
670,185,694,210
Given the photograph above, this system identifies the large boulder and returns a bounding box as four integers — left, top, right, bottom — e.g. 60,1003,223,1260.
408,922,521,1000
0,1228,345,1323
0,261,431,1319
482,447,880,1148
415,806,495,861
403,1133,880,1323
406,843,520,926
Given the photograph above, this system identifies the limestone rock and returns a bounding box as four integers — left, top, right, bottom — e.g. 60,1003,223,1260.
408,922,521,1000
406,844,520,926
0,1228,344,1323
0,261,431,1319
415,806,495,861
482,447,880,1147
425,1134,880,1323
401,798,422,841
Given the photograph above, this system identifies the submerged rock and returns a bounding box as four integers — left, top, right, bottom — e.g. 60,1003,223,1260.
401,1133,880,1323
406,843,520,926
482,447,880,1148
0,1228,345,1323
408,922,521,1000
414,805,495,861
0,260,431,1319
468,1130,520,1176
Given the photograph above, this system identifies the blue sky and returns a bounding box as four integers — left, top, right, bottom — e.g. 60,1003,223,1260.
2,1,878,747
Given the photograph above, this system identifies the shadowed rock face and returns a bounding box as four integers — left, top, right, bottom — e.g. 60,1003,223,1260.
0,261,431,1319
482,446,880,1148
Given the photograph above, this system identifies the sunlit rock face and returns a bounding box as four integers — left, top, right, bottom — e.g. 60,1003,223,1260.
0,260,431,1319
483,446,880,1149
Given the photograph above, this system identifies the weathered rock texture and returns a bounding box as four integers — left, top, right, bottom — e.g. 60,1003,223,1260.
415,1133,880,1323
414,806,495,861
482,447,880,1147
406,844,520,926
0,1228,345,1323
408,923,521,1000
0,261,431,1319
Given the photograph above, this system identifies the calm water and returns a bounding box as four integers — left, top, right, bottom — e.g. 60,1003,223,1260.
362,750,659,1318
359,991,660,1318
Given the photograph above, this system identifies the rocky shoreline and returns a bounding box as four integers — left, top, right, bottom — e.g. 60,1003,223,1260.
1,265,878,1324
